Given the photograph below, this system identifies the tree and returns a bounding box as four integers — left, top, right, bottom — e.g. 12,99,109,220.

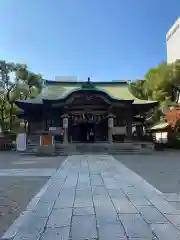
0,61,17,130
16,67,43,97
129,80,147,99
144,62,172,100
15,66,43,131
172,60,180,85
129,60,180,123
0,60,43,131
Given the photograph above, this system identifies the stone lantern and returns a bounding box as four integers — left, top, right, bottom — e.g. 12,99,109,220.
107,114,115,144
61,114,69,144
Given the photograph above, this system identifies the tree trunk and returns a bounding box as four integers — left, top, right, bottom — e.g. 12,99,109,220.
0,105,5,131
9,102,13,130
24,120,28,132
6,87,14,131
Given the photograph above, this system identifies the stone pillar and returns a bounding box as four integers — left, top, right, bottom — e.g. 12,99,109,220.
63,115,69,144
108,115,114,144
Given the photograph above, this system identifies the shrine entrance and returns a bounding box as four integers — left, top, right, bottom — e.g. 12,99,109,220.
45,89,122,143
69,114,108,143
79,121,95,142
63,89,111,143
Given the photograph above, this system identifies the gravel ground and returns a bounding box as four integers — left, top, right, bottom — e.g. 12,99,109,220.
0,176,48,237
114,151,180,194
0,153,66,237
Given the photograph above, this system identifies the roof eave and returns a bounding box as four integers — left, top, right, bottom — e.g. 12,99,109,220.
14,100,43,110
133,101,158,106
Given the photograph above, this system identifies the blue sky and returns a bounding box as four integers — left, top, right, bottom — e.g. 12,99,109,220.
0,0,179,81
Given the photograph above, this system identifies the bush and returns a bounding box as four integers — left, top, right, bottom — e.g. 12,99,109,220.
2,131,16,141
0,136,14,150
167,132,180,149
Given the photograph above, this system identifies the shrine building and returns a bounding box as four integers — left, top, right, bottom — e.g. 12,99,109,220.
15,79,158,144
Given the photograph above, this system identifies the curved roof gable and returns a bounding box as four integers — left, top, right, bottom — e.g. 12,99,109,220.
15,80,157,106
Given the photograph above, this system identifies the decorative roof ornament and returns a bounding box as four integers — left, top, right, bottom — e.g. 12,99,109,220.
122,77,128,83
81,77,95,89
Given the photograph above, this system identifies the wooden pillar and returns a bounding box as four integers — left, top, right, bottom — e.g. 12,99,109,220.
126,106,132,140
42,120,45,131
27,119,30,134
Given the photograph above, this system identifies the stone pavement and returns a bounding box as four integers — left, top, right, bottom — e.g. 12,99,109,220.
2,155,180,240
162,193,180,211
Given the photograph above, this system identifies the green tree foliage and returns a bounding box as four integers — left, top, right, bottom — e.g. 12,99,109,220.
0,60,43,131
129,80,147,99
129,60,180,122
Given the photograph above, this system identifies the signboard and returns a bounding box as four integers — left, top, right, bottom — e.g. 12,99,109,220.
40,135,54,146
16,133,27,151
49,127,57,131
112,126,126,135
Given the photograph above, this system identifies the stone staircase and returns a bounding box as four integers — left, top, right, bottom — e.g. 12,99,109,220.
55,142,154,156
20,137,155,156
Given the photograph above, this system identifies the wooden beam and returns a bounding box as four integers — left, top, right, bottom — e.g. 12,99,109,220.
68,110,108,114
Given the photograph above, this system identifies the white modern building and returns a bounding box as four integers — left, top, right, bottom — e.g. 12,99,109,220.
166,17,180,63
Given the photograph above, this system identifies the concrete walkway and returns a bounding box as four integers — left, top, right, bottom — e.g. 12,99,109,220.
2,155,180,240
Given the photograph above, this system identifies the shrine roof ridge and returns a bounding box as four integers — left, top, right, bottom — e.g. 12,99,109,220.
44,80,129,85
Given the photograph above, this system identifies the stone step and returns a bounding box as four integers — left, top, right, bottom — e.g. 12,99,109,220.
21,142,154,156
55,143,153,151
55,148,153,155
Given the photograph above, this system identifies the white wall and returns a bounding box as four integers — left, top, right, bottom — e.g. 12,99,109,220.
166,17,180,63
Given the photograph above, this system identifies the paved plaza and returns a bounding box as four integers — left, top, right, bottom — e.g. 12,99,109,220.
2,154,180,239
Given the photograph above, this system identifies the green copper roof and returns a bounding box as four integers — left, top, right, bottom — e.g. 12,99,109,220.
16,80,157,105
41,81,156,104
